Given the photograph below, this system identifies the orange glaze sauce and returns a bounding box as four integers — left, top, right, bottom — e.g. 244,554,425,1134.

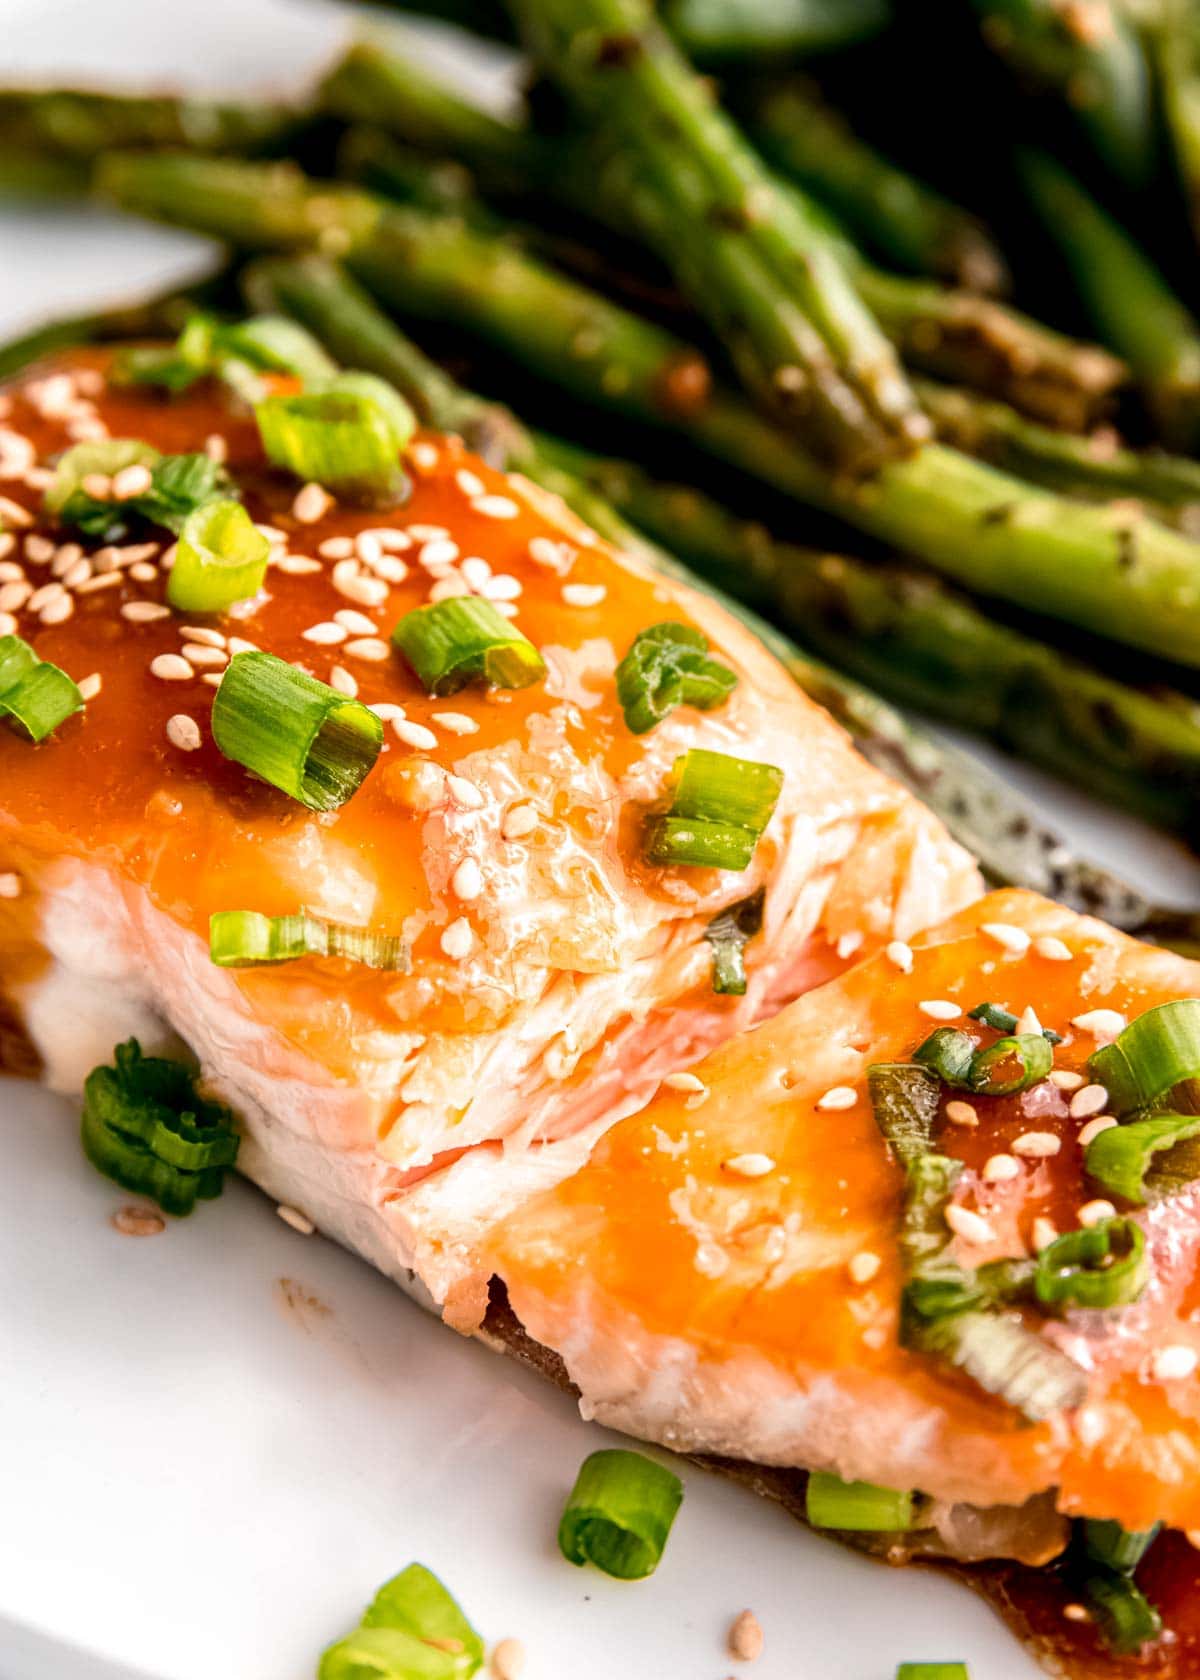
0,349,711,1054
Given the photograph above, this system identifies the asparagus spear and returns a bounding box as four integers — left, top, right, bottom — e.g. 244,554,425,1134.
95,151,1200,666
971,0,1156,188
737,76,1007,293
321,41,1126,430
0,87,299,157
505,0,929,470
1150,0,1200,245
229,252,1200,937
1018,147,1200,451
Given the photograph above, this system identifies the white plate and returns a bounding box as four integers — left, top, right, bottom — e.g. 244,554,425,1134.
1,4,1198,1676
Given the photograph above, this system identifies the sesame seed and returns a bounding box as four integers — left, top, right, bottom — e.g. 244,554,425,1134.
727,1611,764,1664
1016,1005,1044,1037
50,542,83,577
204,433,228,464
562,582,607,608
456,467,486,498
440,917,474,959
75,570,120,596
1152,1345,1198,1382
0,559,20,580
79,472,112,500
418,537,460,571
112,1204,165,1237
0,579,31,613
24,533,55,563
452,858,484,901
981,921,1031,955
722,1153,775,1178
333,607,377,636
121,601,171,624
302,621,348,645
393,718,437,750
26,582,64,613
201,672,223,688
369,703,407,721
429,575,470,602
489,1636,524,1680
1062,1604,1091,1624
431,711,479,736
292,482,333,524
1032,1216,1059,1251
332,564,389,608
502,803,537,840
460,556,492,591
983,1153,1020,1182
944,1099,979,1127
1078,1199,1117,1227
275,554,322,576
256,524,287,543
408,524,450,541
945,1205,994,1245
664,1071,706,1092
38,593,73,625
1050,1068,1086,1092
446,774,485,809
77,672,101,701
1069,1083,1109,1120
1189,1531,1200,1552
836,930,863,959
166,713,202,752
528,536,574,571
0,613,13,637
150,654,195,682
1012,1131,1060,1158
179,626,226,648
276,1204,315,1236
1071,1008,1126,1040
181,643,228,669
0,871,21,899
318,536,355,560
1078,1115,1118,1147
329,665,358,697
885,939,914,973
0,497,32,528
61,558,91,590
816,1085,857,1111
360,527,412,553
344,637,391,662
1035,935,1074,962
848,1251,881,1285
918,999,960,1020
367,553,409,584
226,637,258,657
409,441,439,473
472,493,519,520
111,462,153,500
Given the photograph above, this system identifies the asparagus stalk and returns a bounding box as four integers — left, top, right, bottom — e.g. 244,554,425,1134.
0,87,299,157
737,76,1007,294
971,0,1156,188
95,151,1200,666
321,41,1126,430
1018,147,1200,451
505,0,929,470
1150,0,1200,245
228,252,1200,937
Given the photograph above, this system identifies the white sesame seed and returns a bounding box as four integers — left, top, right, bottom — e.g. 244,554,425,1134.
1050,1068,1086,1092
50,542,83,577
885,940,914,973
1016,1005,1044,1037
329,665,358,697
179,626,227,649
944,1099,979,1127
77,672,101,701
369,703,407,722
333,607,377,636
722,1153,775,1178
111,463,153,500
918,999,960,1021
528,535,574,571
226,638,258,657
256,524,287,543
318,536,355,560
451,857,484,902
1071,1009,1126,1040
204,433,228,464
0,497,32,528
1032,1216,1059,1251
981,921,1031,955
343,637,391,662
38,593,73,625
1012,1131,1061,1158
302,621,348,645
1153,1345,1198,1382
61,558,91,590
664,1071,706,1092
1078,1115,1118,1147
275,554,323,576
1034,936,1074,962
472,493,519,520
456,467,485,498
150,654,195,682
440,917,474,959
489,1636,524,1680
75,570,120,596
369,553,409,584
428,575,471,603
418,537,460,571
181,643,228,668
562,582,607,608
1062,1604,1091,1625
0,871,21,899
1078,1199,1117,1227
407,524,450,541
201,672,224,688
292,482,333,524
431,710,479,736
1069,1084,1109,1120
166,713,202,752
332,565,389,609
0,580,31,613
502,803,538,840
836,930,863,960
816,1085,858,1111
121,601,171,624
408,441,439,473
0,559,20,580
0,613,14,637
946,1205,994,1245
848,1251,881,1285
393,718,438,750
983,1153,1020,1182
360,527,412,553
447,774,485,809
460,555,492,590
79,472,112,500
26,582,64,613
276,1204,315,1236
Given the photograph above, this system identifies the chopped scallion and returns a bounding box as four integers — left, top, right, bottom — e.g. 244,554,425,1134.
256,373,415,504
896,1666,970,1680
913,1028,975,1088
557,1449,683,1580
319,1563,483,1679
0,633,83,741
1089,1000,1200,1116
167,498,269,613
967,1033,1054,1096
45,439,232,541
805,1472,916,1532
867,1062,941,1167
211,651,383,811
1034,1218,1148,1310
392,596,545,696
646,748,783,872
615,621,737,734
1084,1570,1163,1655
118,310,337,401
1085,1113,1200,1205
210,910,409,971
1083,1519,1161,1576
703,889,764,996
968,1002,1062,1045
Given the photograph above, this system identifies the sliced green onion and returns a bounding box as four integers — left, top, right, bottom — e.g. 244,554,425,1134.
210,910,410,971
968,1033,1054,1096
615,621,737,734
211,651,383,811
645,815,759,871
1083,1519,1161,1576
914,1306,1087,1421
896,1666,970,1680
167,499,269,613
1084,1570,1163,1655
1089,1000,1200,1116
867,1062,941,1167
392,597,545,696
44,438,232,541
1034,1217,1148,1310
703,888,764,995
80,1038,238,1217
805,1472,916,1532
118,310,337,399
319,1563,483,1680
913,1028,975,1088
256,373,415,504
647,749,784,873
221,315,338,383
968,1001,1062,1044
0,633,83,741
1085,1113,1200,1205
557,1448,683,1580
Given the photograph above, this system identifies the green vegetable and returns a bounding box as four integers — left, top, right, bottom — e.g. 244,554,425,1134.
80,1039,238,1217
1083,1518,1161,1576
896,1665,970,1680
118,309,337,400
968,1002,1061,1044
967,1034,1054,1097
703,889,764,996
44,438,233,541
0,633,83,742
1084,1570,1163,1654
913,1029,976,1088
1088,1000,1200,1116
867,1063,941,1167
166,499,269,613
805,1471,916,1531
392,597,545,697
211,651,383,811
319,1563,483,1679
256,375,414,503
1034,1218,1148,1310
1084,1114,1200,1205
615,621,737,735
209,910,410,971
558,1448,684,1579
646,748,783,870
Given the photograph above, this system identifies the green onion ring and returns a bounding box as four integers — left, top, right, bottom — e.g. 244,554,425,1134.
1084,1113,1200,1205
805,1472,916,1532
392,596,545,696
167,498,270,613
557,1449,684,1580
1089,999,1200,1116
210,909,410,971
1034,1217,1148,1310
